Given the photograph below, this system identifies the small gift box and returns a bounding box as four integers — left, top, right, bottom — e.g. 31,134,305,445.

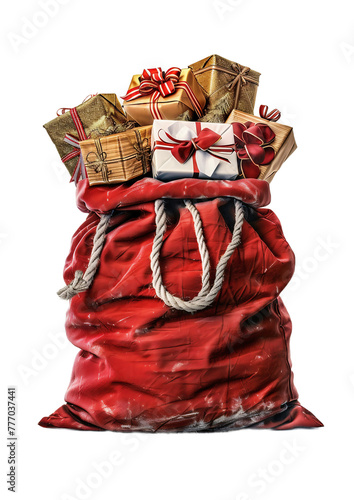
43,94,131,182
151,119,238,181
79,126,152,186
122,67,206,126
226,106,297,182
189,54,260,122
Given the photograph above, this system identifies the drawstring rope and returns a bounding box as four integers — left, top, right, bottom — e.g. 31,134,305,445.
57,200,244,312
150,199,244,312
57,212,112,299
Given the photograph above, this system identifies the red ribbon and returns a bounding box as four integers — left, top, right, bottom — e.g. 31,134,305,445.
122,67,203,120
56,94,98,117
169,128,222,163
138,67,180,97
259,104,281,122
60,107,88,184
154,122,233,177
233,121,275,179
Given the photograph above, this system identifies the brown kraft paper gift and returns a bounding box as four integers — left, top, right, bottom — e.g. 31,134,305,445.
226,110,297,183
189,54,260,122
43,94,132,177
80,126,152,186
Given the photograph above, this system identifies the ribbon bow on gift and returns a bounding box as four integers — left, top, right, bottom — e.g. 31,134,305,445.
228,63,252,91
122,67,203,120
85,139,117,183
155,122,234,177
233,121,275,179
59,107,88,184
133,136,151,172
138,67,180,97
56,95,100,184
122,67,181,100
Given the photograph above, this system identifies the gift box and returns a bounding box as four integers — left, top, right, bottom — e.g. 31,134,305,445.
151,119,239,181
79,126,152,186
226,108,297,183
44,94,131,181
122,67,206,126
189,54,260,122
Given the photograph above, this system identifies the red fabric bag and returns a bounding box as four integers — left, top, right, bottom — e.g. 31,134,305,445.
39,178,322,431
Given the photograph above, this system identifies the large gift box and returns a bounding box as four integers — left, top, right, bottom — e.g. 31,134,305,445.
122,67,206,126
189,54,260,122
151,119,239,181
226,109,297,183
79,126,152,186
43,94,131,181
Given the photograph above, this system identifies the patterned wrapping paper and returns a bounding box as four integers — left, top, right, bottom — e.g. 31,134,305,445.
79,126,152,186
151,119,239,181
189,54,260,122
43,94,131,177
122,68,206,126
226,110,297,183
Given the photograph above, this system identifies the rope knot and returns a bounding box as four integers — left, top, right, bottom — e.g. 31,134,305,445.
57,213,112,300
57,270,89,300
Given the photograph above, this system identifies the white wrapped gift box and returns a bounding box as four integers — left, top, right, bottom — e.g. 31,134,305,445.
151,119,239,181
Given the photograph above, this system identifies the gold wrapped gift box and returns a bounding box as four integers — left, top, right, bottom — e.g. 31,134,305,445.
189,54,260,122
79,126,152,186
226,110,297,183
123,69,206,126
43,94,130,177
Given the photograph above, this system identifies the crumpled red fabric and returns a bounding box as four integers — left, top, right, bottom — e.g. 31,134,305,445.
39,178,322,432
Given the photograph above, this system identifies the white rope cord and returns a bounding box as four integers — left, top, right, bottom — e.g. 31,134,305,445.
150,199,244,313
150,200,212,305
57,213,112,300
57,198,244,307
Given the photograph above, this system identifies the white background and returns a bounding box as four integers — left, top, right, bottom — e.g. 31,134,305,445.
1,0,353,498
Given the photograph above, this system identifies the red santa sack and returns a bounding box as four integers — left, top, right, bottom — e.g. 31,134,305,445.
39,178,322,431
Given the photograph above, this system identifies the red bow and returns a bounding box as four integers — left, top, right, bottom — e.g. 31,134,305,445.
122,67,181,102
168,128,222,164
233,121,275,178
122,67,203,120
123,67,181,100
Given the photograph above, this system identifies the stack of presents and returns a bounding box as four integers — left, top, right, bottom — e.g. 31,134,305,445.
44,54,296,187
